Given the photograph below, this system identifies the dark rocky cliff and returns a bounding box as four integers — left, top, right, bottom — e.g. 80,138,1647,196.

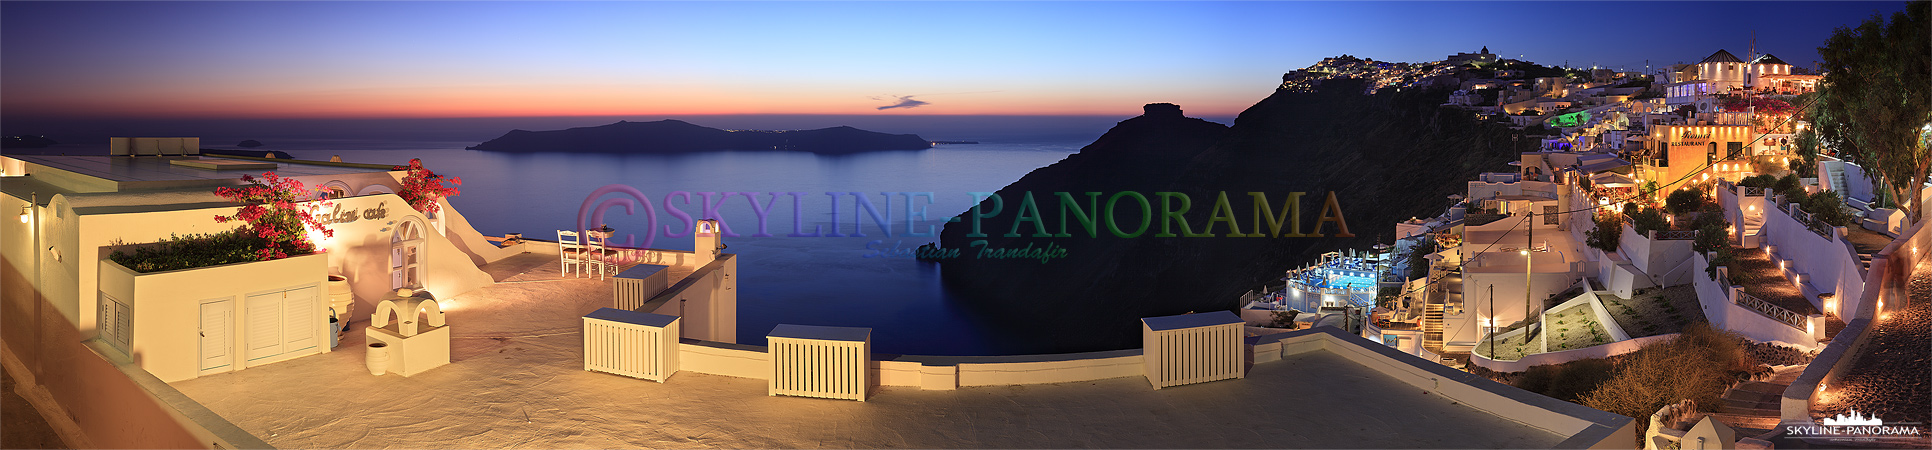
934,81,1523,353
467,119,931,154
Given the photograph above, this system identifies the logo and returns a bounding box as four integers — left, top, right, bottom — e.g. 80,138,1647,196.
576,184,1353,263
1821,410,1883,426
1787,409,1926,445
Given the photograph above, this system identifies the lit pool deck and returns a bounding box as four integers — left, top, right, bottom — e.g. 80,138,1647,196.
170,254,1567,448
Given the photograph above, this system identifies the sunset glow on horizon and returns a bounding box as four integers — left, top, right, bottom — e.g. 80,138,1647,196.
1,1,1904,121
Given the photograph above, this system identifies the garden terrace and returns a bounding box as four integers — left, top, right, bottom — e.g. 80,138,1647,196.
1727,249,1819,316
1544,303,1611,352
1811,260,1932,426
1473,302,1612,361
1601,286,1707,338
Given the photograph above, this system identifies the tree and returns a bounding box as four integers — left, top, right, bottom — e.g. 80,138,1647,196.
1666,187,1708,215
1628,206,1670,235
1586,213,1623,252
1406,237,1438,280
1815,2,1931,219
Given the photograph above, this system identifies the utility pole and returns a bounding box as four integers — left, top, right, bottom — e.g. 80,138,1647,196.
1525,210,1535,341
1488,285,1496,358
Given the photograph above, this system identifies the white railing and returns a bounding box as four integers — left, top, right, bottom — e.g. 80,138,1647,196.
1141,311,1245,389
1732,288,1808,330
768,325,870,401
582,308,680,382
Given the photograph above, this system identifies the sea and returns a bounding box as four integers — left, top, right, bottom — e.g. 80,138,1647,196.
8,115,1235,355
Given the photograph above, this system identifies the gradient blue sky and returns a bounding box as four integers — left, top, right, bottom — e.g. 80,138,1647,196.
0,1,1908,119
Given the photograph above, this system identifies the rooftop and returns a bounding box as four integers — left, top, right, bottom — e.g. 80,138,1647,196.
3,154,390,193
1700,49,1744,64
168,253,1604,448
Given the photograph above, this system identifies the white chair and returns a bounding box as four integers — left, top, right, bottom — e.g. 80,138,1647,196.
584,232,613,280
558,230,585,277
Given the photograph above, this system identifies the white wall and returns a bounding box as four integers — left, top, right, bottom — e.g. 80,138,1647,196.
644,255,738,343
98,252,329,382
1760,202,1861,317
307,194,494,325
1690,253,1818,348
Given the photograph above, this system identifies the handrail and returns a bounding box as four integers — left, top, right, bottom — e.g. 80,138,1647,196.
1733,288,1808,330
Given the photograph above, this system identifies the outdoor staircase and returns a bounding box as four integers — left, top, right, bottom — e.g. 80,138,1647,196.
1680,367,1804,438
1423,303,1444,349
1826,164,1848,195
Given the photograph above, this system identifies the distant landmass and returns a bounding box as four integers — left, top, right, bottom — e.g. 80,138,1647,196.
3,135,57,149
466,119,932,154
930,80,1522,353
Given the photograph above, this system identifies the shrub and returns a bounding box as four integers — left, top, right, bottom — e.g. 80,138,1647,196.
1578,323,1751,434
110,231,262,273
1628,207,1669,235
1802,190,1855,227
1666,187,1708,215
1514,357,1617,402
1586,213,1623,252
1776,173,1807,203
213,172,332,260
1694,219,1731,254
1738,173,1780,188
393,158,462,214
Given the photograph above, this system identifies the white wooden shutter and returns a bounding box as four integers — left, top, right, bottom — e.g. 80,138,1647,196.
281,287,317,352
98,294,132,352
200,300,233,372
245,292,283,360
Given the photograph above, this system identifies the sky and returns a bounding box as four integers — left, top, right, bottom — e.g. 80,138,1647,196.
0,1,1911,121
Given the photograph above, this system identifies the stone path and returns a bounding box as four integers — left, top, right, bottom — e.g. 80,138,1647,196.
1812,259,1932,426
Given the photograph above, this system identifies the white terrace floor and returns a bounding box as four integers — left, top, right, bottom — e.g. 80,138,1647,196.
170,253,1565,448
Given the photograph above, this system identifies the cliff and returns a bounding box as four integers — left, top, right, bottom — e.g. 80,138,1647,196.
933,81,1523,353
466,119,931,154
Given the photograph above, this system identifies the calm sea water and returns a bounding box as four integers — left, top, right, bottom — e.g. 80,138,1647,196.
277,141,1085,355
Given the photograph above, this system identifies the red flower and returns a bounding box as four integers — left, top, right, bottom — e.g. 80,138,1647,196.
213,171,333,261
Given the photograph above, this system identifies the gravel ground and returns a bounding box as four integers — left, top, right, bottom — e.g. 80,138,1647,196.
1729,249,1818,315
1602,286,1706,337
1812,260,1932,425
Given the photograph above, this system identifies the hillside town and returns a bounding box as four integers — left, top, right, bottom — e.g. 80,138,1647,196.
3,3,1925,449
1246,43,1929,449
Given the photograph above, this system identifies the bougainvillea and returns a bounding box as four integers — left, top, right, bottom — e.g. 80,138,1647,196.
213,172,333,260
393,158,461,214
1718,96,1798,115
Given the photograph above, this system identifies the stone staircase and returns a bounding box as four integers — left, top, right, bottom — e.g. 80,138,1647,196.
1679,367,1804,438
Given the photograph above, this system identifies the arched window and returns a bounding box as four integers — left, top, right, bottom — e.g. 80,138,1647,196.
321,180,351,200
391,219,426,290
358,184,395,197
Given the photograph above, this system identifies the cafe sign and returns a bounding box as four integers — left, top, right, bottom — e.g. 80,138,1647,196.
316,201,388,226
